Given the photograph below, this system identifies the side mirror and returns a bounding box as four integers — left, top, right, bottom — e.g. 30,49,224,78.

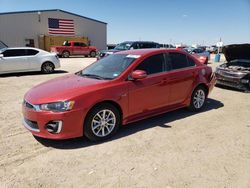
0,54,3,58
131,70,147,80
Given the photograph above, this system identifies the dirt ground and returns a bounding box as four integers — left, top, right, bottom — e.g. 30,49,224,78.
0,55,249,188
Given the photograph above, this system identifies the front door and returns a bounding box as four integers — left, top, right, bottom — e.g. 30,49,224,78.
0,49,30,73
128,53,169,116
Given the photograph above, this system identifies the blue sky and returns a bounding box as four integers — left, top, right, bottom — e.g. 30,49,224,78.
0,0,249,45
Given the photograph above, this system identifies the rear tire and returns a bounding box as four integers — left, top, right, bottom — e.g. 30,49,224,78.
90,51,96,58
41,62,55,74
84,103,121,142
188,86,207,112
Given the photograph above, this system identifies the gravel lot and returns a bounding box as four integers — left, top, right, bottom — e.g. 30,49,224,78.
0,55,249,188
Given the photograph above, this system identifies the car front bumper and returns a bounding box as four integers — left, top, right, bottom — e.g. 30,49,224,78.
22,102,86,139
215,72,249,91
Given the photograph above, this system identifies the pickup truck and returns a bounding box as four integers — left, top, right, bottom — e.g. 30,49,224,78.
50,41,98,58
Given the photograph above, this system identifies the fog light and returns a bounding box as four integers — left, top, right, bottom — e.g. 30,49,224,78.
241,79,249,84
45,121,62,134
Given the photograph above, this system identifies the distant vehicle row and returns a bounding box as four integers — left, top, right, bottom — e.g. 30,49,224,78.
0,47,60,75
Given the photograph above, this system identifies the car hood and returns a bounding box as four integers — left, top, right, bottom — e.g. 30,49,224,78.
100,49,121,54
223,44,250,62
24,74,109,104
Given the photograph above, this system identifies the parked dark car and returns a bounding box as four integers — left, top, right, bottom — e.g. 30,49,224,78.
184,47,210,64
98,41,160,59
215,44,250,92
159,44,175,48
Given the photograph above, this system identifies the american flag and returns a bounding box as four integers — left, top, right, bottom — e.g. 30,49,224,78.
48,18,75,36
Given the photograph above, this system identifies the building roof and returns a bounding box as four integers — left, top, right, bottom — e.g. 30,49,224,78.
0,9,107,25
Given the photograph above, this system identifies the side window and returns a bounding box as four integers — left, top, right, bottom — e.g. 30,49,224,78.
74,42,81,47
135,54,165,75
26,49,39,56
130,43,139,49
140,43,155,48
81,43,87,47
187,56,196,66
2,49,26,57
168,52,189,70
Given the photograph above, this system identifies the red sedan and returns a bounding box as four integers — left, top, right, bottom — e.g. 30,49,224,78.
22,49,216,141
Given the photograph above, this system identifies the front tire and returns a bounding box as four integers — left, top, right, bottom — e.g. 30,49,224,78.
188,86,207,112
84,104,121,141
41,62,55,73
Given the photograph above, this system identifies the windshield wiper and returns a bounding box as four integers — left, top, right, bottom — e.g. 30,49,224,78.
79,73,111,80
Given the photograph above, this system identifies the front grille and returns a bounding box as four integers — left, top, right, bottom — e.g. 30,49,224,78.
24,118,39,130
218,70,244,78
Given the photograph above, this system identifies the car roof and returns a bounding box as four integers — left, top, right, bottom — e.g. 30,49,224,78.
120,41,159,44
4,47,41,50
116,48,183,56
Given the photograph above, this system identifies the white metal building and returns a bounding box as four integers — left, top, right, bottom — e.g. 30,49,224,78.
0,9,107,50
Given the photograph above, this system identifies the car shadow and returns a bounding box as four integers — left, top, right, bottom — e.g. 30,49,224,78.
35,98,224,149
0,70,68,77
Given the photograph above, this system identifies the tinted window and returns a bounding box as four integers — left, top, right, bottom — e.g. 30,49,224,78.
74,42,81,46
26,49,39,56
194,48,204,53
74,42,86,47
140,42,158,49
187,56,196,66
168,52,189,70
135,54,165,75
2,49,26,57
130,43,139,49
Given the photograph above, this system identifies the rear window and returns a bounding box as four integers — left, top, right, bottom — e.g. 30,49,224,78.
168,52,189,70
26,49,39,56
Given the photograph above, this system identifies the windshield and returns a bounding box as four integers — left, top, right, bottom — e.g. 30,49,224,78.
0,41,8,50
114,42,133,50
78,54,137,80
0,48,6,54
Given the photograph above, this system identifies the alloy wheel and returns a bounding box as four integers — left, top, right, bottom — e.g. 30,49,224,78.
91,109,116,137
193,89,205,109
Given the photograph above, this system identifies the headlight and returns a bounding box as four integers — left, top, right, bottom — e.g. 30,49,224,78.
241,79,249,84
40,101,75,112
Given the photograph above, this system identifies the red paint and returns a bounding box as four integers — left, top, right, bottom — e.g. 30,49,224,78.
50,41,97,57
23,49,215,139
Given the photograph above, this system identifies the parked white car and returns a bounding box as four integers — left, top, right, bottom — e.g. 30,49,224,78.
0,47,60,74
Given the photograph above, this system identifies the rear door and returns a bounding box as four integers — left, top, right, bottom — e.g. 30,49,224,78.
73,42,89,55
0,49,30,72
166,52,196,105
72,42,82,55
26,49,40,70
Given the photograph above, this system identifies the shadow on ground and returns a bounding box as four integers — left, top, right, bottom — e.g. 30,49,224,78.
0,70,68,77
35,98,224,149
